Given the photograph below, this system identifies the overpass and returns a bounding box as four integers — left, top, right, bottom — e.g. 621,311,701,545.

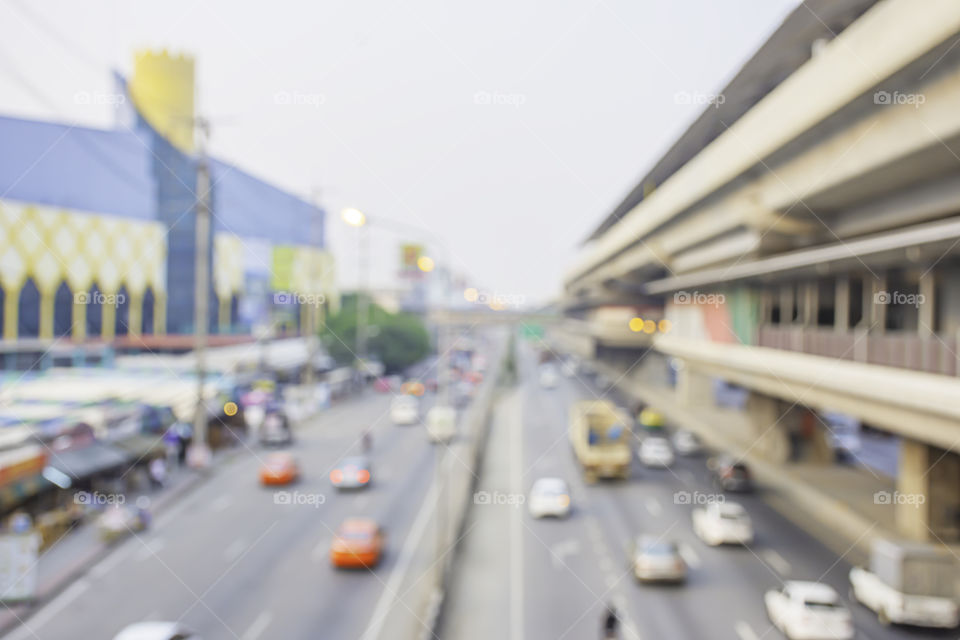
563,0,960,543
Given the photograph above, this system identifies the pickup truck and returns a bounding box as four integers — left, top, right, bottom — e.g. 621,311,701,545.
849,539,959,628
568,400,631,482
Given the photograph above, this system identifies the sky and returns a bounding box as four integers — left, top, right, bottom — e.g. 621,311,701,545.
0,0,800,306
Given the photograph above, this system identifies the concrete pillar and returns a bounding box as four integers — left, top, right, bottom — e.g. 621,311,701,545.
918,270,936,338
743,392,792,463
676,366,713,407
127,293,142,337
780,285,794,325
897,440,960,542
802,283,817,326
72,298,87,342
869,273,887,333
835,275,850,332
2,287,19,340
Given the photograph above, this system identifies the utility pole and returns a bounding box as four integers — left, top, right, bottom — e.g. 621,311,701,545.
356,223,370,370
190,117,212,469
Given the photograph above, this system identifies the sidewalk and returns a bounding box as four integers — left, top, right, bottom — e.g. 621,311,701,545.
592,359,904,563
0,445,241,637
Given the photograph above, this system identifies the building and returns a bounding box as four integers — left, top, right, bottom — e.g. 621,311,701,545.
0,50,336,365
563,0,960,543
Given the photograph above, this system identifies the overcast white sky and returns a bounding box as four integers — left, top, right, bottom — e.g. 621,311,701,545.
0,0,799,305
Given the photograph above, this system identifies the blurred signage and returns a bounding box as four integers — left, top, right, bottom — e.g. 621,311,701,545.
0,533,40,602
400,244,423,278
271,246,296,290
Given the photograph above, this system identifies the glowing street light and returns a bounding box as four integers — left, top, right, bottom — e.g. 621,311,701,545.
463,287,479,303
341,207,367,227
417,255,435,272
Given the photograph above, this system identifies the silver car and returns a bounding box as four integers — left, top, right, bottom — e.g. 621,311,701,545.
629,536,687,583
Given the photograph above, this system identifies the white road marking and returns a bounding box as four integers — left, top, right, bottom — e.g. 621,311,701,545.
735,620,760,640
6,579,90,639
612,594,644,640
212,495,233,512
89,544,134,578
136,538,165,561
678,543,700,569
644,497,662,516
223,538,247,563
241,611,273,640
359,483,438,640
311,538,330,563
550,539,581,570
760,549,791,576
599,554,614,574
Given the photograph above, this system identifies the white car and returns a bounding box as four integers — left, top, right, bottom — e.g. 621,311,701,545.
764,581,854,640
629,536,686,583
114,622,202,640
426,405,456,443
638,437,674,468
692,501,753,546
390,396,419,425
672,430,702,456
528,477,571,518
538,365,559,389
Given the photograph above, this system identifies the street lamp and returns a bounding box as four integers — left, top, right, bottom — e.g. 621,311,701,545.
340,208,370,372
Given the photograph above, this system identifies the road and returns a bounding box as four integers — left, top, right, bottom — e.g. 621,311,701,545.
5,387,450,640
441,340,955,640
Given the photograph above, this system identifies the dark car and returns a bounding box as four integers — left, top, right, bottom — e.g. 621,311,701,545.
708,455,752,492
259,408,293,447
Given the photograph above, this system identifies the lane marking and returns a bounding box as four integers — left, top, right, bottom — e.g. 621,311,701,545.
241,611,273,640
212,495,233,512
678,543,700,569
223,538,247,563
359,483,438,640
7,579,90,639
644,497,661,517
735,620,760,640
311,538,330,563
136,538,165,561
760,549,791,576
550,539,581,570
89,544,134,578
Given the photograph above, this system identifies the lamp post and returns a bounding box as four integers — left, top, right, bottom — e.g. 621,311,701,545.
341,208,369,373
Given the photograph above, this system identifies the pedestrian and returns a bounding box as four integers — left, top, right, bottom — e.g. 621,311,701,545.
148,457,167,490
602,604,619,640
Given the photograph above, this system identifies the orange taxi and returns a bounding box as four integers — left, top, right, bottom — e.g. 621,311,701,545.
259,452,299,486
330,518,384,569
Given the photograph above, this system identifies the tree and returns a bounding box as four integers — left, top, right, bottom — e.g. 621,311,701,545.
322,293,431,373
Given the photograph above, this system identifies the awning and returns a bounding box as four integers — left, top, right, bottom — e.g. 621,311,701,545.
111,434,166,460
43,443,132,483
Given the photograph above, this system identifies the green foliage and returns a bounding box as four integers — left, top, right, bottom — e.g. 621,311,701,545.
322,293,431,373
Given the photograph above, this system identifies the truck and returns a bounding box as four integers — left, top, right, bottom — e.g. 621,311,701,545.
849,538,960,628
568,401,632,482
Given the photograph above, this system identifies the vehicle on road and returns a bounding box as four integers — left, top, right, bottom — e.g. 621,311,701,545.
628,535,686,583
331,456,371,490
259,452,299,486
259,408,292,446
764,581,854,640
569,400,632,482
97,505,148,543
390,395,419,425
692,501,754,546
708,454,753,492
528,477,571,518
849,539,960,628
330,518,384,568
638,407,665,430
672,429,703,456
426,405,456,443
113,622,202,640
538,364,559,389
638,436,674,468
